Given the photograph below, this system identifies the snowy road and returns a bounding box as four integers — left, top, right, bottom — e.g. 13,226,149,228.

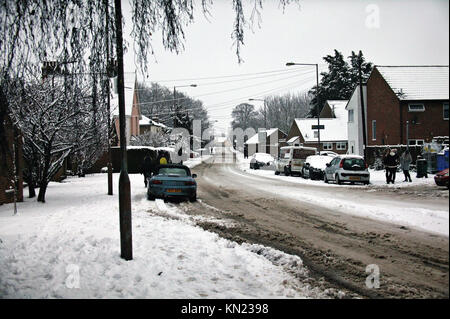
185,152,449,298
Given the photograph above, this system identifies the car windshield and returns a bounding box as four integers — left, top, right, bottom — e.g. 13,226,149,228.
342,158,365,171
157,167,189,177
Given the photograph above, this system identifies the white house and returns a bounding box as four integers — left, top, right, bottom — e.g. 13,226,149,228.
286,100,349,153
244,128,287,156
346,85,367,156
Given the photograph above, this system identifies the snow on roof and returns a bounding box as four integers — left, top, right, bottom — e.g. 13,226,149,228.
245,128,278,145
110,73,137,117
324,100,349,120
287,136,300,144
337,154,364,159
376,66,449,100
139,115,167,128
295,118,347,143
305,154,334,170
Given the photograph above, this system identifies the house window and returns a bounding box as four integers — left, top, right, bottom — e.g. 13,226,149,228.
348,109,354,123
372,120,376,141
336,142,347,150
323,142,333,150
408,103,425,112
408,139,424,146
444,103,449,120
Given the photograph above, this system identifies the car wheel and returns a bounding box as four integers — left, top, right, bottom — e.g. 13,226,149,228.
336,174,342,185
284,167,290,176
324,174,329,184
147,192,155,201
275,170,280,175
189,194,197,202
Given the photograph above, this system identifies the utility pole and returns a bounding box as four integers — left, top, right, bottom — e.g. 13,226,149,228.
406,120,409,151
114,0,132,261
173,84,197,128
249,98,267,128
173,86,177,128
315,63,320,152
359,59,367,161
286,62,321,152
105,0,113,195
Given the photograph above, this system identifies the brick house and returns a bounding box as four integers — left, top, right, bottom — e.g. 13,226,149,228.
111,74,141,146
286,100,349,154
366,65,449,146
0,114,23,205
244,128,287,156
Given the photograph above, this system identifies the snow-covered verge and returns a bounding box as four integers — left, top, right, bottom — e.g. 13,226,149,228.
234,152,449,236
0,171,333,298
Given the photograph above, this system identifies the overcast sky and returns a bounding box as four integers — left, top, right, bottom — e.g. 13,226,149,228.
122,0,449,133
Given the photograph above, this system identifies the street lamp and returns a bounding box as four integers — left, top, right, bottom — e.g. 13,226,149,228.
173,84,197,127
114,0,132,261
286,62,321,152
249,98,267,129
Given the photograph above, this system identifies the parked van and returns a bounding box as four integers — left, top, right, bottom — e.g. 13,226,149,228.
275,145,317,176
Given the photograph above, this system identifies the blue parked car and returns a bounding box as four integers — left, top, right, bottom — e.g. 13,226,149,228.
147,165,197,202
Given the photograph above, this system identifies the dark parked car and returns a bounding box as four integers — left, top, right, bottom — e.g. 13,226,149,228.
302,155,334,180
250,153,275,169
434,168,449,188
147,164,197,202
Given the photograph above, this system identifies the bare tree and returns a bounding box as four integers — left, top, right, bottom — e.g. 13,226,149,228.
130,130,170,148
8,78,99,202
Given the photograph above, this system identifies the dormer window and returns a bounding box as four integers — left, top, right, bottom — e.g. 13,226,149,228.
408,103,425,112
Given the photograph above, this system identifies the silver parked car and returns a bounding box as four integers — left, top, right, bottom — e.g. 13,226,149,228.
324,155,370,185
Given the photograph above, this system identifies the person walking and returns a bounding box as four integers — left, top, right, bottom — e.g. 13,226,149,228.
383,148,391,184
384,148,399,184
142,153,153,187
400,149,413,182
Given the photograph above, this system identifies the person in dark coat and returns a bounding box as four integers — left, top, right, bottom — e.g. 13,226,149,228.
384,148,399,184
382,148,391,183
400,149,413,182
142,153,153,187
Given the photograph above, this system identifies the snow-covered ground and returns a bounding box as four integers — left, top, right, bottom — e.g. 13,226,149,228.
235,152,449,236
0,157,335,299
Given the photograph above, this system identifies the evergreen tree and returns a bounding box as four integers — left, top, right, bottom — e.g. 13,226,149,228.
308,50,372,117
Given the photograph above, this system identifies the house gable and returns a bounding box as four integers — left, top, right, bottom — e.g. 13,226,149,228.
366,66,449,145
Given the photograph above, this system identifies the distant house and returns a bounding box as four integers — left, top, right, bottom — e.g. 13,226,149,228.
0,114,23,205
139,115,167,135
244,128,287,156
365,65,449,147
286,100,349,154
110,74,141,146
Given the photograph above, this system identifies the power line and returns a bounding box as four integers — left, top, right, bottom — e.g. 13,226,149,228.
127,66,316,83
140,75,316,118
135,69,315,108
124,68,308,91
